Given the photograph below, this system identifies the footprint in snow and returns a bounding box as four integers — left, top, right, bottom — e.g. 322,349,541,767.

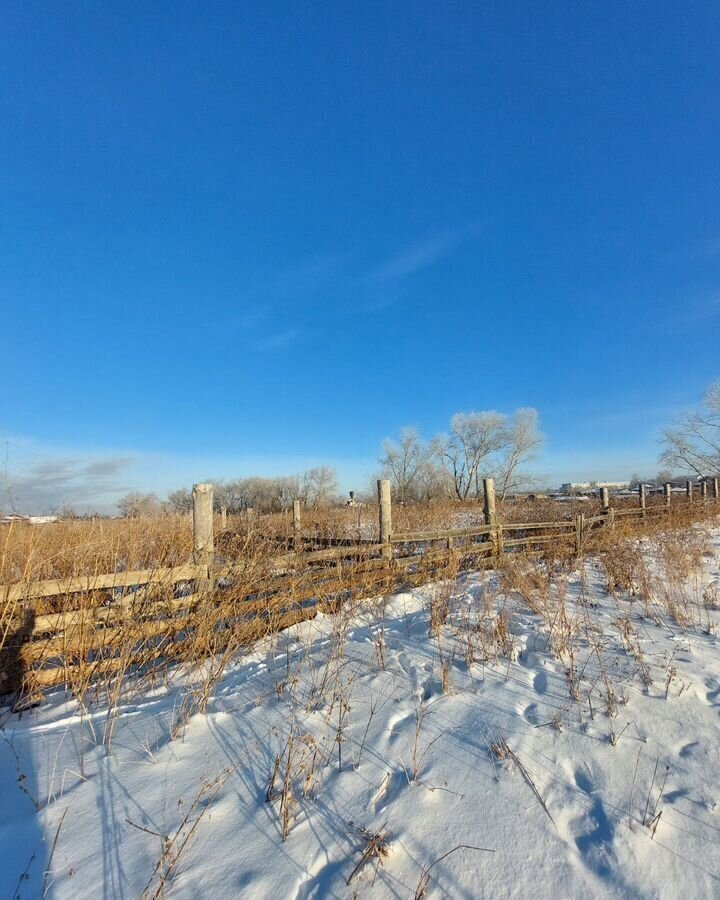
679,741,700,758
704,679,720,706
408,662,433,700
533,670,548,695
663,788,690,804
573,768,616,881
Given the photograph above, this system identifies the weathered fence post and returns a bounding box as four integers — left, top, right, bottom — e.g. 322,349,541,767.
293,499,302,550
220,505,228,529
483,477,496,526
378,479,392,560
639,483,646,516
713,477,720,501
575,512,585,555
599,487,615,530
193,483,214,592
483,477,502,561
664,482,672,508
700,480,708,503
686,480,693,503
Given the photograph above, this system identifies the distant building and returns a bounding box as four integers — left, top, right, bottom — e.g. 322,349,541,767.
0,514,59,525
560,481,629,493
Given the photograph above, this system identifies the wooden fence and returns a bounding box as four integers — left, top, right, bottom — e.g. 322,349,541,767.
1,477,719,696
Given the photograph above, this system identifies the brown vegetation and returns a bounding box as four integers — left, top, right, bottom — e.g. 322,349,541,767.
1,493,718,719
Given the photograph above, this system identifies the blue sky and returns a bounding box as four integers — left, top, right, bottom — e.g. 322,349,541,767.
2,2,720,511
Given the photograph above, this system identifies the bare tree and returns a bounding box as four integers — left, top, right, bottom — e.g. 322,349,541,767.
431,412,507,500
213,480,241,514
660,382,720,478
300,467,339,508
273,475,301,511
379,427,425,502
166,488,193,514
415,458,452,501
493,408,543,500
117,492,161,518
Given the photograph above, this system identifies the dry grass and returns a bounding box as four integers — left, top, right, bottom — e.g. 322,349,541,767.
1,495,718,725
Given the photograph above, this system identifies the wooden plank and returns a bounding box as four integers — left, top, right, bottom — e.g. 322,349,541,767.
500,521,576,531
502,535,574,548
25,554,401,645
584,515,609,527
27,604,321,688
24,550,391,638
390,526,492,543
268,542,384,569
30,591,201,636
390,520,576,542
0,563,204,604
1,545,380,607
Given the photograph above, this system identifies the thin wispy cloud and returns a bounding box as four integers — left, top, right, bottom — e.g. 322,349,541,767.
370,224,476,283
237,253,346,327
256,329,302,350
2,456,135,514
229,254,345,346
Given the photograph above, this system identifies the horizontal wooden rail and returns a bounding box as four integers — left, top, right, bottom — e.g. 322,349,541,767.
500,520,576,531
1,543,384,605
0,563,203,605
390,526,492,543
502,534,574,548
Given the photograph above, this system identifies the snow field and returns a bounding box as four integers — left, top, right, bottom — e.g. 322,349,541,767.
1,527,719,899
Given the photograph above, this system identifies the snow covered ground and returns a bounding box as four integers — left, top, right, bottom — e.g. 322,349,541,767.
2,528,720,899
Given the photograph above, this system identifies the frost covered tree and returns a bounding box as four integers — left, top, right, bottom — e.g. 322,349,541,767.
430,412,507,500
299,467,339,508
492,408,543,500
660,382,720,478
379,427,426,502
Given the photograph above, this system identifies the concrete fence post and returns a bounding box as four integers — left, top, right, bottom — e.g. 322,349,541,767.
192,483,215,592
600,486,610,512
664,483,672,508
293,499,302,550
220,505,228,529
483,477,496,526
686,480,693,503
701,481,708,503
483,478,502,560
713,477,720,501
575,513,585,555
378,479,392,560
639,483,646,514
